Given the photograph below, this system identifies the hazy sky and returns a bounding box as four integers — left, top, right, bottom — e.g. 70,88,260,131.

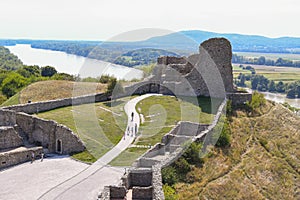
1,0,299,40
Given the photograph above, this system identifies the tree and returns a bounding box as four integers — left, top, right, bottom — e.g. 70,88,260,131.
17,65,40,78
276,81,286,93
268,80,276,92
106,77,124,97
1,72,28,97
257,56,266,65
287,89,296,99
41,66,57,77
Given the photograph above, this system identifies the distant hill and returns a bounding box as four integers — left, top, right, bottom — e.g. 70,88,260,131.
1,30,300,66
144,30,300,53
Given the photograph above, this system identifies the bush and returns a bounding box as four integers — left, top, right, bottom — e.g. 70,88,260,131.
162,167,178,185
215,120,231,148
182,142,204,166
41,66,57,77
1,72,28,97
247,91,266,110
163,185,179,200
174,158,190,174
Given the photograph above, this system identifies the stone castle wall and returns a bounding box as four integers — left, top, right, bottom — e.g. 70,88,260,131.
0,127,23,150
0,146,43,169
2,93,110,114
0,109,85,155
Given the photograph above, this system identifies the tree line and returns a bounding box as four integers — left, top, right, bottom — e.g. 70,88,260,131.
232,54,300,68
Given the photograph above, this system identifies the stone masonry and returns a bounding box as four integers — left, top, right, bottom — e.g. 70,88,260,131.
0,109,85,169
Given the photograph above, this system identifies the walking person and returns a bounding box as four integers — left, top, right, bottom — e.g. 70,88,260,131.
131,112,134,121
31,152,35,163
135,123,137,134
41,152,44,162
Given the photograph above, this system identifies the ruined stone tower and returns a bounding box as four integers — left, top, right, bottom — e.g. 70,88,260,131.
149,38,234,98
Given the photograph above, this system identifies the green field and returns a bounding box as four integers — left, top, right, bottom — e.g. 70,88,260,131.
233,64,300,83
37,98,129,160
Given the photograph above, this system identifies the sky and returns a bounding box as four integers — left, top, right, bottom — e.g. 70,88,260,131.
0,0,299,41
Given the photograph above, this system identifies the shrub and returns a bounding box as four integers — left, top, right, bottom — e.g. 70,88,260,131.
215,120,231,148
174,158,190,174
247,91,266,110
162,167,178,185
183,142,204,166
163,185,179,200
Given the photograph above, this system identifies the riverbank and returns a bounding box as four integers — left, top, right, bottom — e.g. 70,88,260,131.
5,44,143,80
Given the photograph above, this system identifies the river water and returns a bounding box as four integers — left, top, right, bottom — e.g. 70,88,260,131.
5,44,143,80
246,88,300,109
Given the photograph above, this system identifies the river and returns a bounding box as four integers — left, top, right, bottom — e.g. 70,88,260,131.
5,44,143,80
246,88,300,109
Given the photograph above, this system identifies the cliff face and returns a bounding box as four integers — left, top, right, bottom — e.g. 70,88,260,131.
167,102,300,200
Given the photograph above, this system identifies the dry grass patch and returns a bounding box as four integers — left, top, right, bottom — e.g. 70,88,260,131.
19,80,107,103
167,102,300,200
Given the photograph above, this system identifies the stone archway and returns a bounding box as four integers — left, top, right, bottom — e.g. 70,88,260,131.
56,139,62,154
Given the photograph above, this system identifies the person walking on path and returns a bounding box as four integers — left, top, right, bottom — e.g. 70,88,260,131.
31,152,35,163
135,123,137,134
131,112,134,121
41,152,44,162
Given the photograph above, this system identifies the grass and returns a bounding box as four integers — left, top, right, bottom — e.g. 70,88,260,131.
134,96,215,146
165,102,300,199
37,98,129,160
109,95,218,167
109,147,149,166
1,80,107,106
0,92,20,106
71,149,97,163
20,80,106,103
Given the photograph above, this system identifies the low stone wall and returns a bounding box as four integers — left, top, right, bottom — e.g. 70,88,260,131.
143,143,165,158
0,126,23,150
227,92,252,106
2,93,110,114
132,186,153,200
0,146,43,169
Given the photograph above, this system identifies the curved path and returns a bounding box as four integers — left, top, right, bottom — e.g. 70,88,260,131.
37,93,159,200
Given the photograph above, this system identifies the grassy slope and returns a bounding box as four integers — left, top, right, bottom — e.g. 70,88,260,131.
19,80,106,103
1,80,107,106
170,102,300,200
110,95,217,166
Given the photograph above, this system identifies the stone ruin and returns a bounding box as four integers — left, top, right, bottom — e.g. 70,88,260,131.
124,37,251,105
99,38,252,199
0,109,84,169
